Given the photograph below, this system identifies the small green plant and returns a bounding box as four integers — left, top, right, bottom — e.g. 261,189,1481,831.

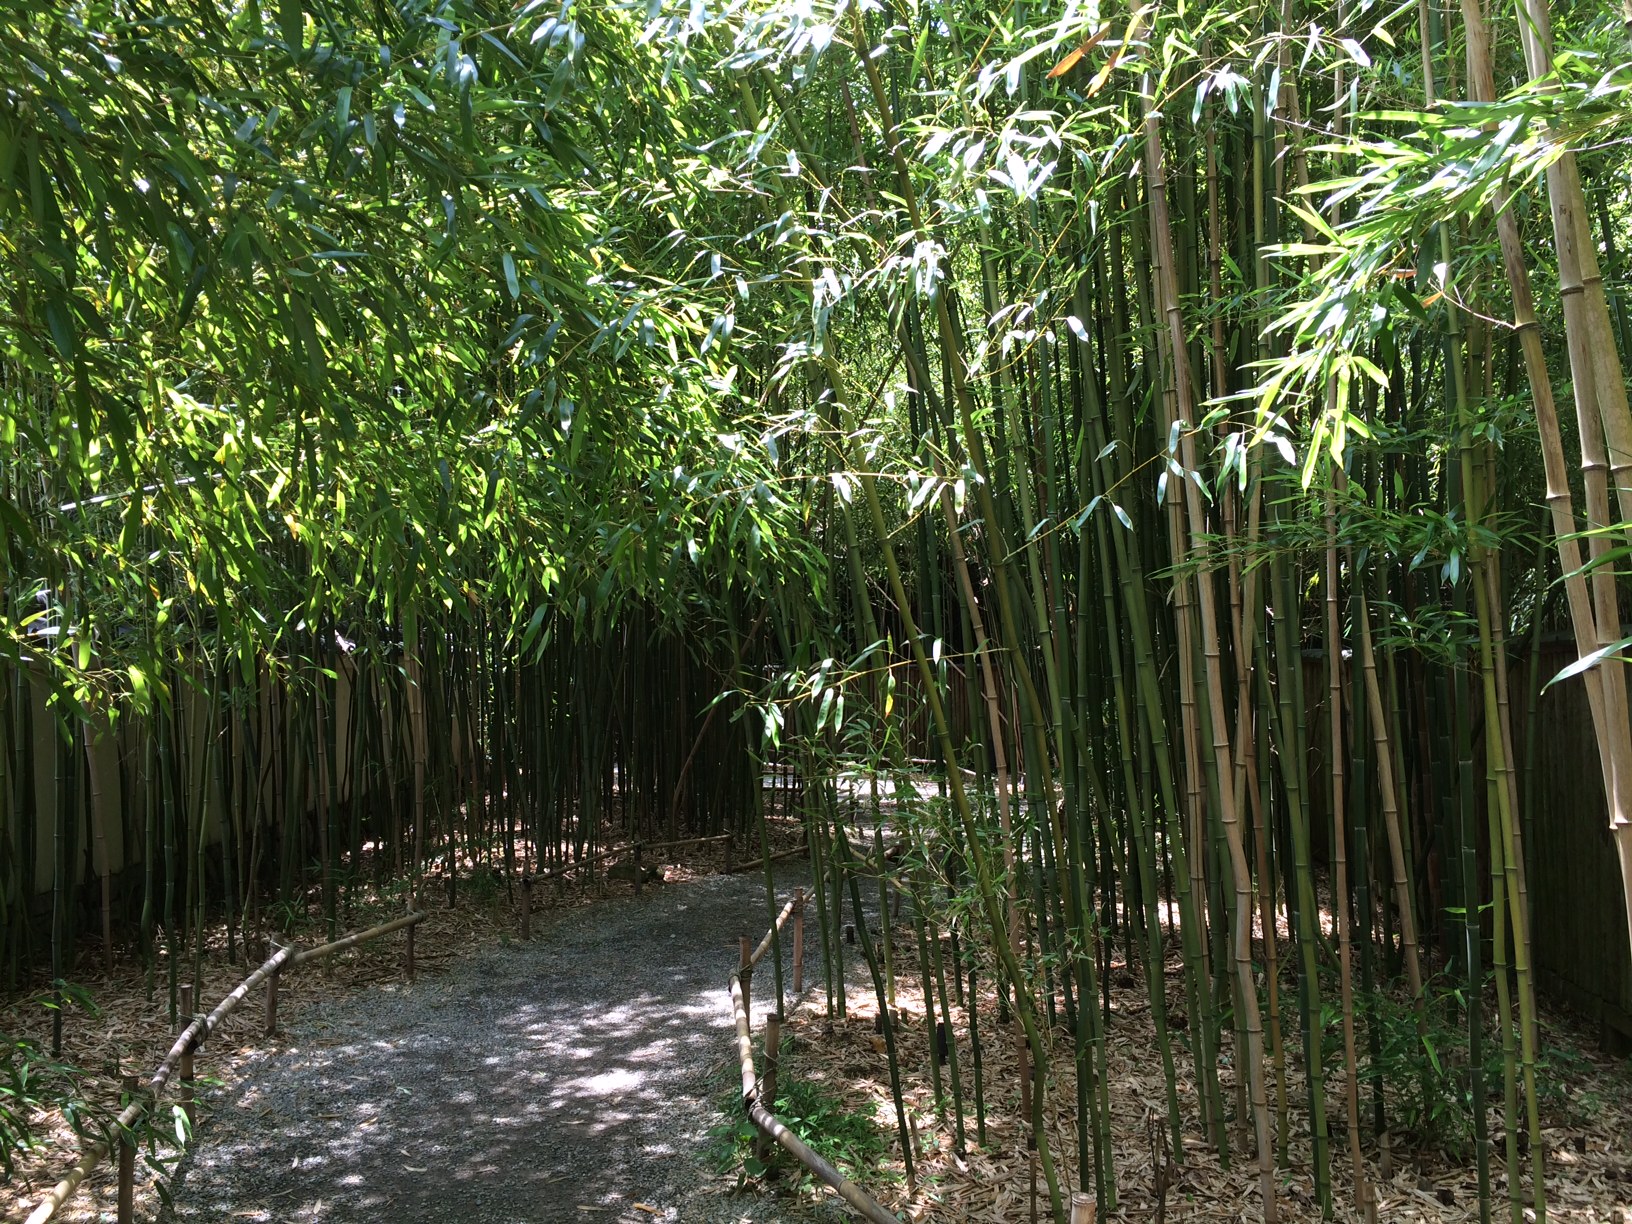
36,980,101,1021
1354,974,1591,1158
1358,982,1480,1157
707,1062,892,1187
0,1034,89,1178
463,864,505,906
265,897,308,937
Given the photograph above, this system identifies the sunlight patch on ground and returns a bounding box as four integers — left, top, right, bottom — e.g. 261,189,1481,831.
569,1067,646,1096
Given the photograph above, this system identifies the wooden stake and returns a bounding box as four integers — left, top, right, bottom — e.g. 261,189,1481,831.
634,842,644,896
116,1074,136,1224
740,936,753,1030
265,943,281,1036
521,875,532,942
178,985,195,1132
756,1016,782,1164
907,1108,922,1193
1069,1191,1097,1224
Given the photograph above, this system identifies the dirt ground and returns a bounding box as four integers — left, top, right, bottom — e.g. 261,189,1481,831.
2,832,814,1224
7,819,1631,1224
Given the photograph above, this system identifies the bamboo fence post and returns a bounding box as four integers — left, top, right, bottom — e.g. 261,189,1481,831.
406,919,416,983
264,941,280,1036
178,984,195,1132
116,1074,136,1224
756,1016,782,1164
1070,1190,1097,1224
739,936,753,1030
634,842,644,896
792,890,805,994
521,875,532,941
730,872,896,1224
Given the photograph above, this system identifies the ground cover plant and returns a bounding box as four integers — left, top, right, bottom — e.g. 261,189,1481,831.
708,1055,894,1190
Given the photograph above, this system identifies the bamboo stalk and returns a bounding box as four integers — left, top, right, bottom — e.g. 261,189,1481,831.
1355,593,1426,1019
1326,481,1375,1222
85,717,112,979
116,1074,135,1224
1512,0,1632,986
1140,41,1277,1220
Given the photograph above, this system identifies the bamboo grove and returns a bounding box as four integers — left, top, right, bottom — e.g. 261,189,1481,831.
4,0,1632,1220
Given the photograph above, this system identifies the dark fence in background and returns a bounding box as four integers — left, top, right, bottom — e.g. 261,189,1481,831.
2,616,768,979
9,626,1628,1046
1511,640,1632,1047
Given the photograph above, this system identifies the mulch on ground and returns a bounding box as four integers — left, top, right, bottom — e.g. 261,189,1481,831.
1,825,804,1224
725,923,1632,1223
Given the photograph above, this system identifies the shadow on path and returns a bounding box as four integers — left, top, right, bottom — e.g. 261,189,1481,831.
162,868,823,1224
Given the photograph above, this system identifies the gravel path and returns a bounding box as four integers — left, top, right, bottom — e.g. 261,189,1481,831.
161,865,851,1224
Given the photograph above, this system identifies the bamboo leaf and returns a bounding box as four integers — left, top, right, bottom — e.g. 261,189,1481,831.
1546,637,1632,689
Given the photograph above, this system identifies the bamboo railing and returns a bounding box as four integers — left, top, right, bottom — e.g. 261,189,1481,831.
733,858,1099,1223
731,887,898,1224
23,911,426,1224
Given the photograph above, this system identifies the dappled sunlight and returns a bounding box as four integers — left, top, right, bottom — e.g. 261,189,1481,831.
160,871,823,1224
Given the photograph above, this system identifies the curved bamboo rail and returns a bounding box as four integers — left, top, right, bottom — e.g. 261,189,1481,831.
24,911,426,1224
731,888,898,1224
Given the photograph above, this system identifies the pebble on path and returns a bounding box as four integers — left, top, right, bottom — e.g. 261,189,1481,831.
160,866,858,1224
